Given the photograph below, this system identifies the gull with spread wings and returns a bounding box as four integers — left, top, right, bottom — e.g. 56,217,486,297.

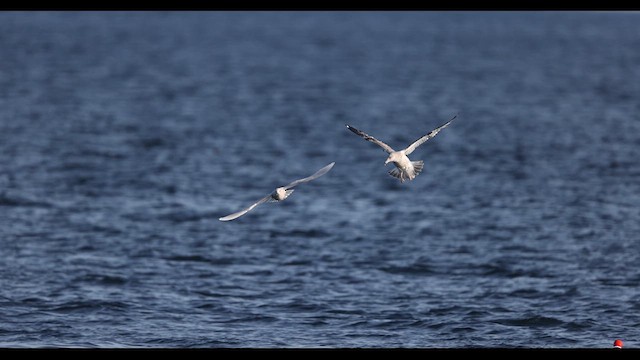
346,115,456,182
219,162,335,221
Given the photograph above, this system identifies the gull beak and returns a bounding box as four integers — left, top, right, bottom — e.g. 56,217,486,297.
384,159,390,165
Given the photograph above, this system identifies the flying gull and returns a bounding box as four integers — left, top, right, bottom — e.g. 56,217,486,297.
346,115,457,182
219,162,335,221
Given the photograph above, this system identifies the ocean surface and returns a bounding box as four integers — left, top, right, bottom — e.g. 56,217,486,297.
1,11,639,348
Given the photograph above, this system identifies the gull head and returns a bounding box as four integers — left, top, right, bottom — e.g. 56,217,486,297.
385,152,401,166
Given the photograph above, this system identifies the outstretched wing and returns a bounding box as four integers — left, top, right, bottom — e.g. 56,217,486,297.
219,194,272,221
346,125,395,154
283,162,335,189
403,114,457,155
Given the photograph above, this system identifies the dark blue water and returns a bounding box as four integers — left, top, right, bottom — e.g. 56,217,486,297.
1,11,640,348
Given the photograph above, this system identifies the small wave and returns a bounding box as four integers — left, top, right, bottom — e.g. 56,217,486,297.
76,274,128,286
164,255,235,265
476,263,548,278
218,314,279,324
77,244,97,251
326,308,366,316
427,305,469,316
193,290,233,298
305,318,329,327
596,277,639,286
0,193,52,208
193,302,226,310
379,263,434,276
341,320,370,328
136,137,170,150
343,331,399,340
142,336,242,347
494,314,564,327
49,300,129,314
74,224,123,235
239,269,273,276
499,244,539,253
424,321,447,330
275,299,327,313
372,319,419,330
269,229,331,239
508,288,543,299
451,326,477,333
0,295,17,304
164,255,212,263
82,149,127,160
47,161,100,172
281,259,313,266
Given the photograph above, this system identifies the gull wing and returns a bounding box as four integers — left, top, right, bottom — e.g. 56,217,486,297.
283,162,335,189
218,194,272,221
403,114,457,155
346,125,395,154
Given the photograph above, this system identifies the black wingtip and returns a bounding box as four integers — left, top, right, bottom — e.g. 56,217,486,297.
345,125,360,135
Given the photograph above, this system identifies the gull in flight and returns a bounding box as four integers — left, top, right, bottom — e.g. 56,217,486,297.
219,162,335,221
346,115,457,182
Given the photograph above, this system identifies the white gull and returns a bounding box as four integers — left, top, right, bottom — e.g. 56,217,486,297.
219,162,335,221
346,115,456,182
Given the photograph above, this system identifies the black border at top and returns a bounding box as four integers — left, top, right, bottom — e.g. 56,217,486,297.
2,1,640,11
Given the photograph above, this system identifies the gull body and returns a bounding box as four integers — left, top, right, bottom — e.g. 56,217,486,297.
219,162,335,221
273,187,291,201
346,115,457,182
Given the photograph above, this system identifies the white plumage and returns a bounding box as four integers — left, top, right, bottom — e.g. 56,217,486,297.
346,115,456,182
219,162,335,221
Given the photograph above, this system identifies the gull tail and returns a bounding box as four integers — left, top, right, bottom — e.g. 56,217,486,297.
388,167,407,183
412,160,424,176
283,189,294,200
388,161,424,183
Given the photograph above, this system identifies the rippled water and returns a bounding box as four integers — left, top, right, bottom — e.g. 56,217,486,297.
1,11,640,348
